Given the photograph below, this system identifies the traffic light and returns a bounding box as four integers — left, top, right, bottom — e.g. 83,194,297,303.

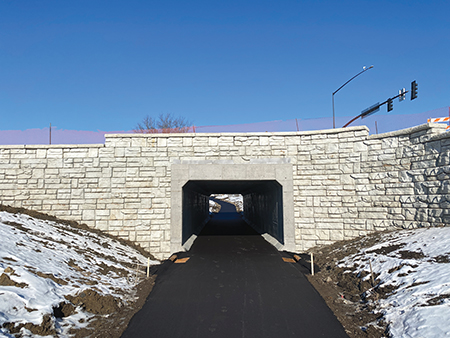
399,88,406,102
411,80,418,100
387,98,393,112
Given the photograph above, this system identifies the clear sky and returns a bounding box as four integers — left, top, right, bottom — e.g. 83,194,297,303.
1,0,449,132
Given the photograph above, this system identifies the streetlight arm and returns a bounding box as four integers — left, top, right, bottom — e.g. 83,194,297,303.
332,65,373,129
333,65,374,95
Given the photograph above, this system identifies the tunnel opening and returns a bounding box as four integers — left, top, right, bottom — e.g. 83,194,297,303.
182,180,284,249
200,197,257,236
209,194,243,214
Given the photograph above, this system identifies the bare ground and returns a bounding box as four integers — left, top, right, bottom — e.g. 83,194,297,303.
303,232,394,338
1,204,397,337
0,204,160,338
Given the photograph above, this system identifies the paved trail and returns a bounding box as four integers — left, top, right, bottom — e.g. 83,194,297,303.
121,201,349,338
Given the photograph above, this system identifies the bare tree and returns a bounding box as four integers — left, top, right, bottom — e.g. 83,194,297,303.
134,113,192,133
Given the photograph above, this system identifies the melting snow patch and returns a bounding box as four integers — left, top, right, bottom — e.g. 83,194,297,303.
338,227,450,338
0,211,159,337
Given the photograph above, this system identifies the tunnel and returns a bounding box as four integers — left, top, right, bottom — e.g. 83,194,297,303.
181,180,284,249
170,162,295,254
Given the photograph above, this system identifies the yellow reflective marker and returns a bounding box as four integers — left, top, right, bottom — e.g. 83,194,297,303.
175,257,190,264
282,257,296,263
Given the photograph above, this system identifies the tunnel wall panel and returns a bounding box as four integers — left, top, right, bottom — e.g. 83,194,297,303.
182,185,209,244
243,181,283,244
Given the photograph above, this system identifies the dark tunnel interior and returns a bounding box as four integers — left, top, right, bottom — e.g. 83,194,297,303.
182,180,283,247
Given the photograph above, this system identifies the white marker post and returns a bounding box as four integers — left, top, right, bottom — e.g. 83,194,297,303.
310,253,314,276
369,259,375,286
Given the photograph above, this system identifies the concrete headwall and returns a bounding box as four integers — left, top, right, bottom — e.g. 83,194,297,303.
1,123,449,259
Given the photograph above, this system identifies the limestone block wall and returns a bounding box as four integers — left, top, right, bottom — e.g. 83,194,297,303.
292,127,370,250
296,123,450,251
1,124,449,259
362,123,450,229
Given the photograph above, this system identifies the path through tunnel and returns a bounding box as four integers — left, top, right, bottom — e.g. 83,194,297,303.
123,180,349,338
200,199,258,236
182,180,284,250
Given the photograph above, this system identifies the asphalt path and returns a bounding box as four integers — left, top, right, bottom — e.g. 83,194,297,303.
121,200,349,338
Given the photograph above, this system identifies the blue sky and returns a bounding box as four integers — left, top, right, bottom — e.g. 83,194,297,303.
1,0,449,132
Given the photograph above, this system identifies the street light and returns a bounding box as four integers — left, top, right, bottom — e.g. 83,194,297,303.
332,65,374,128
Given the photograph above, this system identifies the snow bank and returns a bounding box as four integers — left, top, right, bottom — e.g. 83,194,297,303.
338,227,450,338
210,194,243,212
0,211,159,337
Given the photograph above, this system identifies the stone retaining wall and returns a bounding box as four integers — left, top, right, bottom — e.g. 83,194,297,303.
1,123,449,259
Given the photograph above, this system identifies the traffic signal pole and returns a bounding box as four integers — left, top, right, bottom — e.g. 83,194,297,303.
342,80,418,128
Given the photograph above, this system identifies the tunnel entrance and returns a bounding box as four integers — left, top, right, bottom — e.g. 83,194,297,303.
181,180,284,250
170,163,295,254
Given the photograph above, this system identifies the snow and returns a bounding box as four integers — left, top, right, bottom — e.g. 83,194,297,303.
3,207,450,338
0,211,159,337
210,194,243,212
338,227,450,338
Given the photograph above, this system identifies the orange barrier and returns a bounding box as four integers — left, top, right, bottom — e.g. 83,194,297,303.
428,117,450,123
427,117,450,130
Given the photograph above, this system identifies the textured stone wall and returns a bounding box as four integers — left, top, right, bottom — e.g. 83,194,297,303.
1,123,449,259
296,123,450,251
362,124,450,229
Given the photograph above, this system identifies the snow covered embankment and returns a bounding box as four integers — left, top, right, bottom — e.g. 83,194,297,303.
0,210,159,337
339,227,450,338
209,194,243,213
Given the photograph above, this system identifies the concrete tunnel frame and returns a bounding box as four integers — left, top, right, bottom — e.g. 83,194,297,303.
170,162,296,254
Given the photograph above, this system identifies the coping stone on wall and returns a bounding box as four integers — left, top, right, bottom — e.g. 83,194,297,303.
368,123,447,140
105,126,369,140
